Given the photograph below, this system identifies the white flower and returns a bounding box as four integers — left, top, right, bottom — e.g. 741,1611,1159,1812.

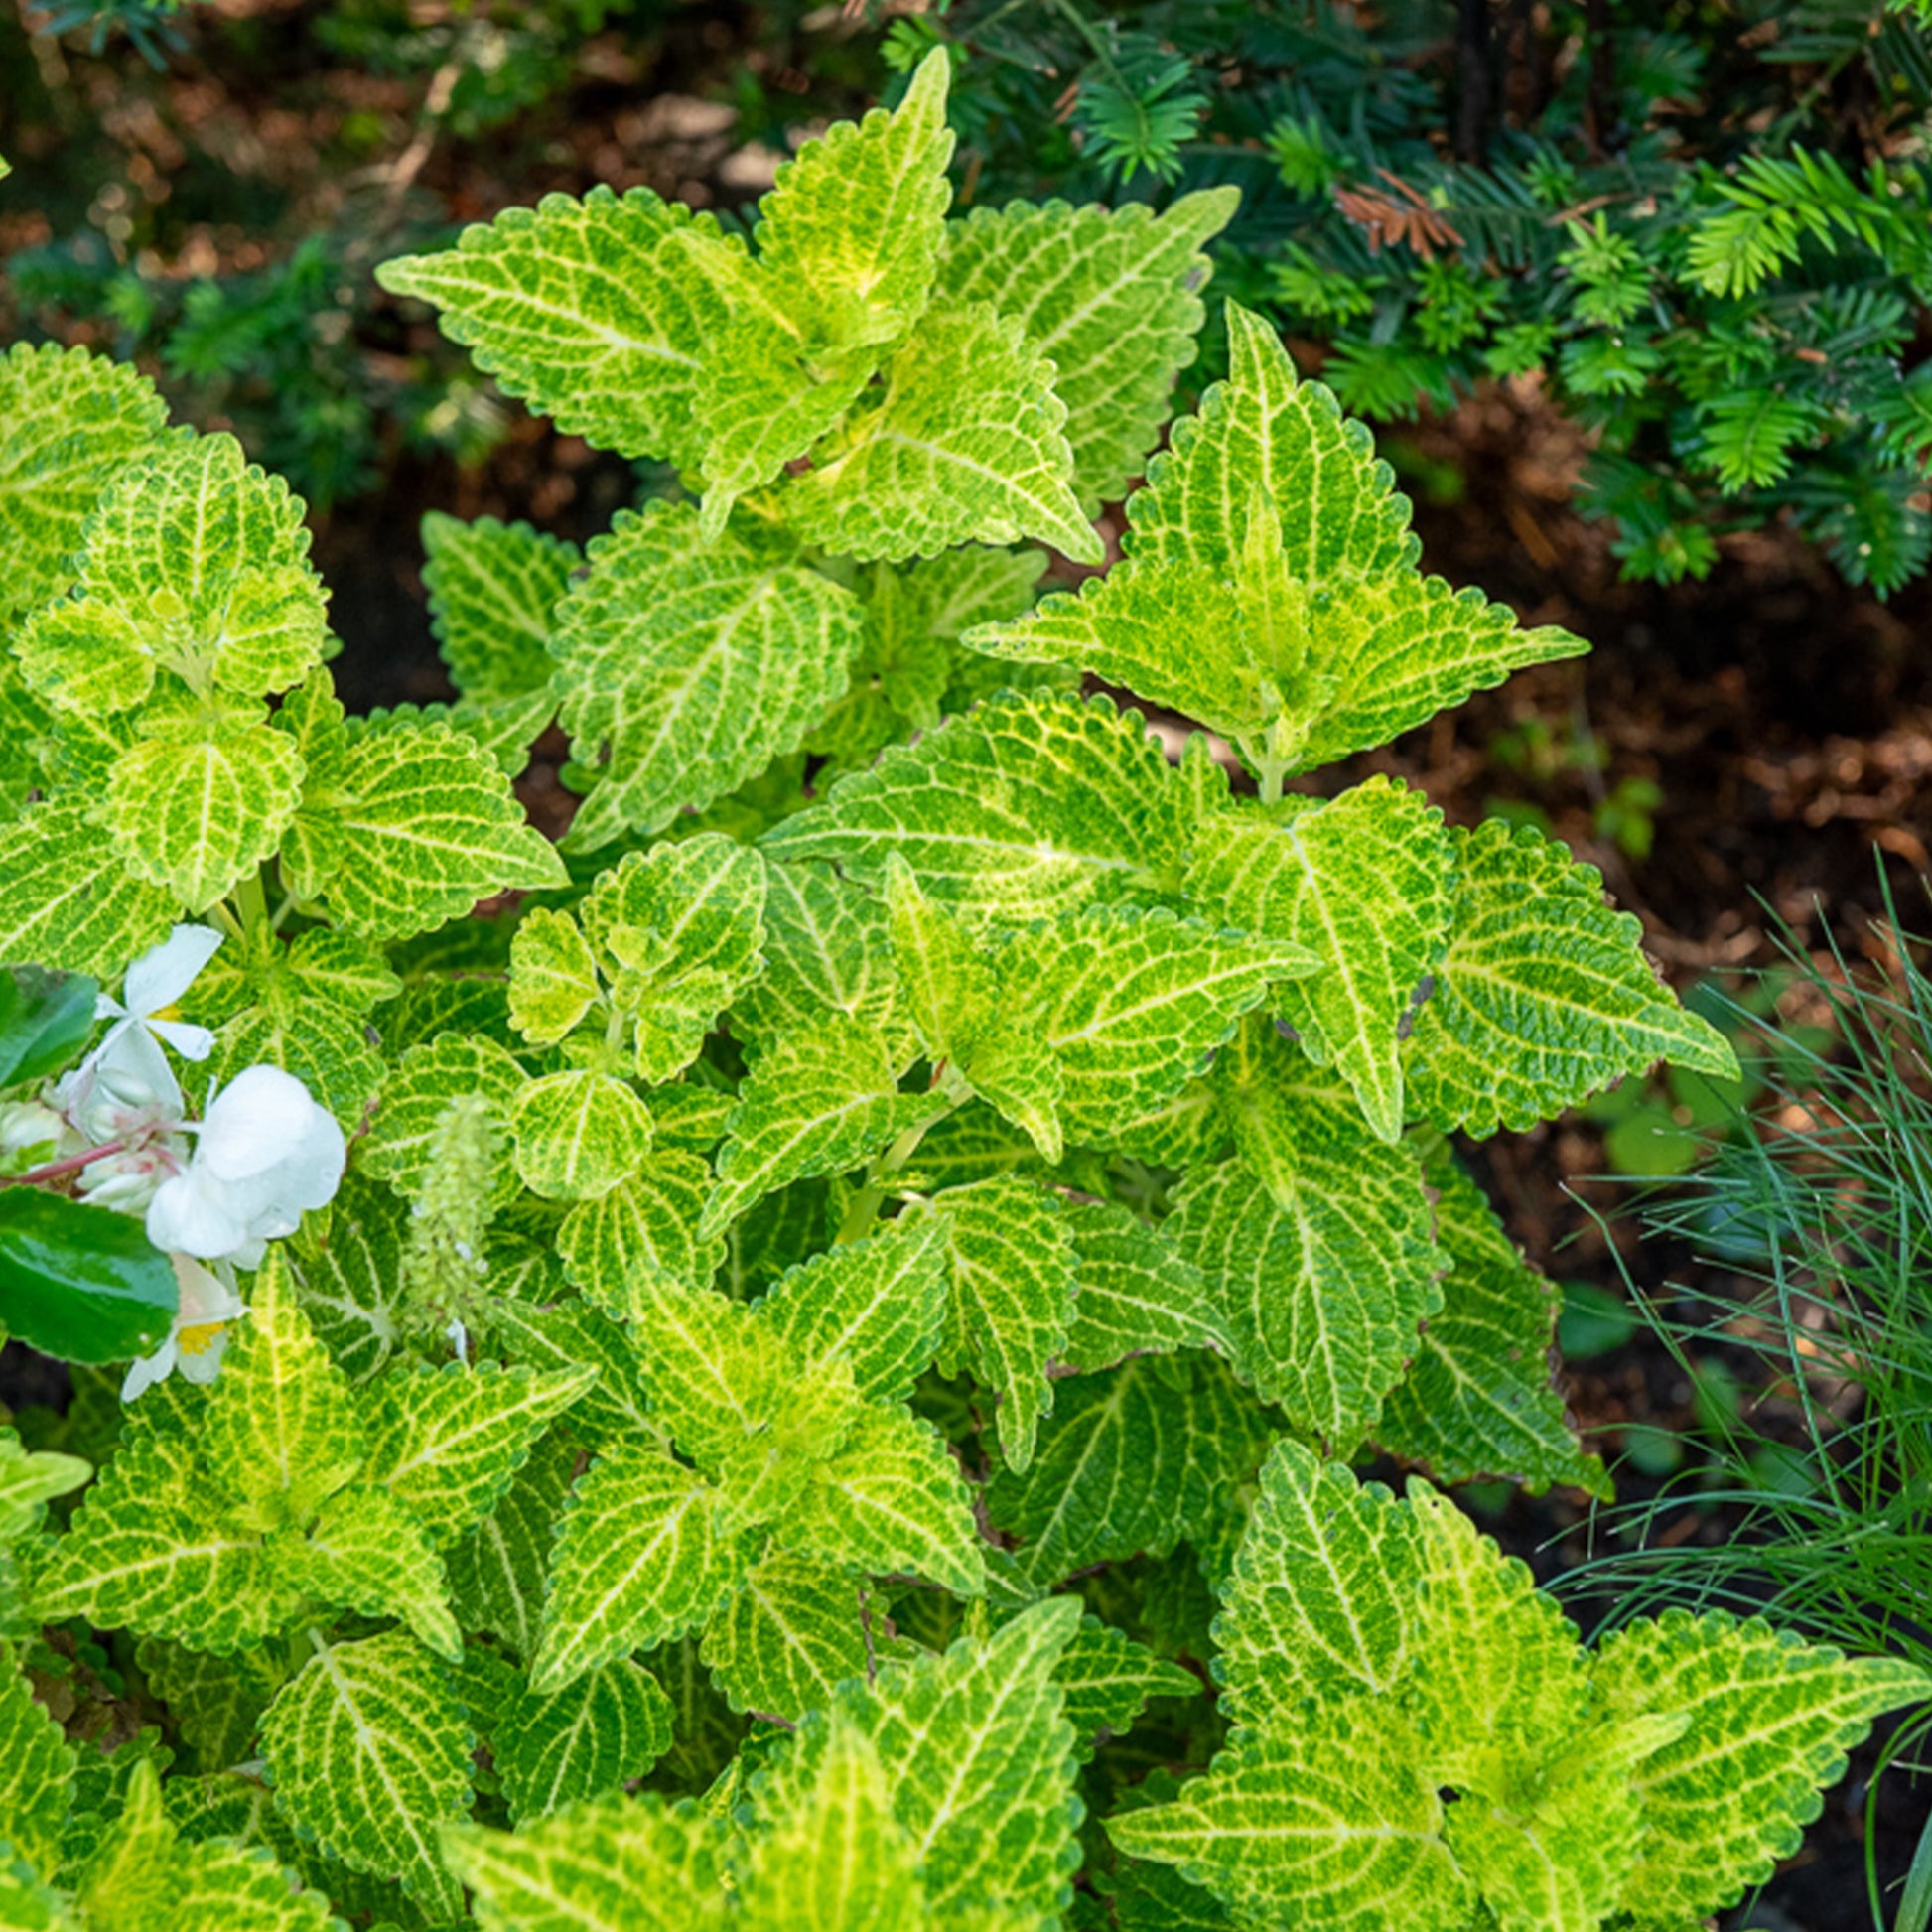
59,925,223,1143
146,1065,346,1267
121,1254,247,1402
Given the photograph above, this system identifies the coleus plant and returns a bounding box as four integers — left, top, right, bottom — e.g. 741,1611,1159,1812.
0,57,1923,1931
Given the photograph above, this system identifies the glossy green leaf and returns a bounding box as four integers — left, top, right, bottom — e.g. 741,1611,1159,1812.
0,965,96,1091
0,1188,177,1366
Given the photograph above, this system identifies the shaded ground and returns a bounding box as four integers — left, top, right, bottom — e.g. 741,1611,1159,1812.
5,6,1931,1923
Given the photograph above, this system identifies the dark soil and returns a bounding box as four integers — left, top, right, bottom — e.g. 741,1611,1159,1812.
4,7,1930,1924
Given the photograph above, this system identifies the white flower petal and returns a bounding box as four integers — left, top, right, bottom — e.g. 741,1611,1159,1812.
147,1017,216,1062
122,924,224,1018
173,1253,245,1326
147,1167,254,1261
200,1066,334,1182
121,1339,178,1403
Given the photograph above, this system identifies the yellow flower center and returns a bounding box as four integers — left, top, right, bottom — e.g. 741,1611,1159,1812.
178,1321,225,1358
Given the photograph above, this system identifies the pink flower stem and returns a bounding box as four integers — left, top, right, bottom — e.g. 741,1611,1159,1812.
0,1140,130,1189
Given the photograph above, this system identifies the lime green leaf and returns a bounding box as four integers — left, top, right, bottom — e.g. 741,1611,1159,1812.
730,860,901,1044
259,1628,473,1916
288,1173,408,1381
0,1187,177,1366
359,1032,527,1201
764,690,1189,925
148,1834,337,1932
1106,1715,1472,1931
965,554,1264,743
200,1253,360,1533
1216,1438,1420,1727
558,1151,725,1319
583,834,767,1081
1375,1138,1608,1498
137,1634,290,1769
0,1648,73,1875
972,563,1584,773
447,1431,576,1659
0,799,175,976
1176,1024,1442,1446
823,1597,1083,1923
0,342,168,628
739,1707,926,1932
887,855,1063,1160
508,905,602,1046
18,430,327,715
495,1658,675,1823
1190,779,1455,1142
1008,903,1314,1145
440,1793,731,1932
1404,1484,1593,1801
282,693,566,942
986,1355,1271,1587
191,927,395,1128
694,314,875,542
939,189,1237,509
511,1067,655,1201
1130,303,1416,585
286,1483,461,1661
928,1176,1075,1471
0,1431,90,1544
376,187,729,473
30,1410,294,1651
782,1401,984,1596
1055,1616,1198,1754
1594,1610,1932,1924
355,687,557,778
807,547,1046,773
1061,1200,1225,1372
701,1016,932,1238
70,1756,180,1931
784,303,1102,565
107,709,305,914
531,1441,742,1693
699,1550,871,1722
759,46,952,350
1403,821,1740,1137
753,1211,949,1403
486,1301,655,1446
1293,572,1587,772
421,511,577,705
358,1359,597,1546
553,503,863,850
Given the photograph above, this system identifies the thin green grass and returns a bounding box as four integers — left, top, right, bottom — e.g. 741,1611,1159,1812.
1561,878,1932,1928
